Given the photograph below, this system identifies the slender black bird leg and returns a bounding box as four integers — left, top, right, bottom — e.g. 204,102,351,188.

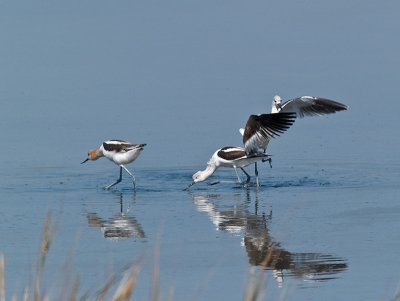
105,166,123,189
262,158,272,168
254,162,259,187
240,167,251,184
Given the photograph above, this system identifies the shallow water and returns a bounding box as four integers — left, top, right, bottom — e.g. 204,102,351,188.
1,1,400,300
1,160,399,300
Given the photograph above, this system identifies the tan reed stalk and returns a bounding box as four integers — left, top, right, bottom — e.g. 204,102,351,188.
0,254,4,301
110,262,141,301
34,212,58,301
150,246,160,301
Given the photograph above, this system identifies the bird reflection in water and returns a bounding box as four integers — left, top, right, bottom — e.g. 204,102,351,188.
192,190,347,285
87,192,145,240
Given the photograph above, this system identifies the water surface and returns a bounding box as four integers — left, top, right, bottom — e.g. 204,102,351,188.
1,161,399,300
1,1,400,300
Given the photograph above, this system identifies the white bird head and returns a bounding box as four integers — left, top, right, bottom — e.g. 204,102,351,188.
185,164,217,189
273,95,282,104
192,168,211,183
271,95,282,113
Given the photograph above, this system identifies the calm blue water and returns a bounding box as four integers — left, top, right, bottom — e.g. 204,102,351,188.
1,0,400,300
1,160,399,300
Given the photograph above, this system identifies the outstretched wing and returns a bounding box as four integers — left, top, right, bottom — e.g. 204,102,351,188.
243,112,296,155
280,96,348,118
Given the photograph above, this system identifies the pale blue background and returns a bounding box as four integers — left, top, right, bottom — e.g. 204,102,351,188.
1,0,399,169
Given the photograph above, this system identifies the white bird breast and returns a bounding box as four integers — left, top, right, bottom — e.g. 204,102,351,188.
104,149,142,165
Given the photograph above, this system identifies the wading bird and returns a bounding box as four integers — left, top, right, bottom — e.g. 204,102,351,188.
237,95,348,175
81,139,146,190
187,112,296,188
239,95,348,147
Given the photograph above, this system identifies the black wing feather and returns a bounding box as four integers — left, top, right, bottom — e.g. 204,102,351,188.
243,112,296,144
242,112,296,155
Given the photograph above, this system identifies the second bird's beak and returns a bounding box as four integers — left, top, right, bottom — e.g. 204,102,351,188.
81,158,89,164
183,181,195,191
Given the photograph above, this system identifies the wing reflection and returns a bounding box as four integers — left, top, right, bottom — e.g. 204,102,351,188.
192,190,347,284
87,192,145,240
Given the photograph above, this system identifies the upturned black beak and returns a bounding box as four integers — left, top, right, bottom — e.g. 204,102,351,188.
81,158,89,164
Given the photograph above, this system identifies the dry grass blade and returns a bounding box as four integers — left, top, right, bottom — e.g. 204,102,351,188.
165,287,175,301
38,212,55,271
243,267,265,301
33,276,40,301
111,262,141,301
96,262,139,301
23,287,29,301
96,273,119,301
0,254,4,301
150,246,160,301
66,275,80,301
34,212,58,301
390,288,400,301
243,249,275,301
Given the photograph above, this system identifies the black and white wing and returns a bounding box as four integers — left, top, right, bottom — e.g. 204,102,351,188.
103,140,146,153
243,112,296,155
280,96,348,118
